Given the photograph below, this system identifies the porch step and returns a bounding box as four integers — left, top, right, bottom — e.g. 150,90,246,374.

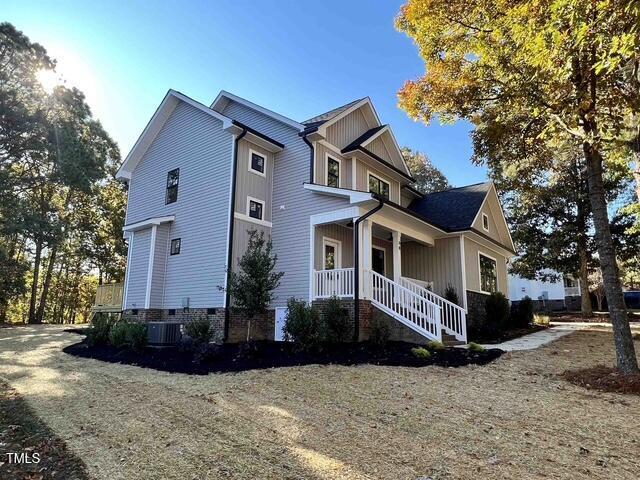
441,333,465,347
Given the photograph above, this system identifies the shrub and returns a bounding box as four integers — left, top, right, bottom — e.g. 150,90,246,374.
426,340,445,351
87,313,117,346
283,298,323,351
323,296,351,343
411,347,431,359
444,284,459,305
533,313,550,326
512,296,534,327
183,315,214,344
369,316,390,348
108,321,148,350
108,321,130,348
484,292,510,335
468,342,485,352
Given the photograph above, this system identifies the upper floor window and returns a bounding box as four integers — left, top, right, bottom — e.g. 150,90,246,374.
170,238,181,255
326,156,340,188
482,213,489,232
479,253,497,294
166,168,179,204
369,174,390,200
249,150,266,176
248,197,264,220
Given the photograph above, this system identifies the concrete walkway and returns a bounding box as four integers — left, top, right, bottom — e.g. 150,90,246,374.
479,322,591,352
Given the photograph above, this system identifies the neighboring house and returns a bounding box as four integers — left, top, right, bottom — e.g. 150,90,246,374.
116,90,516,344
509,270,582,311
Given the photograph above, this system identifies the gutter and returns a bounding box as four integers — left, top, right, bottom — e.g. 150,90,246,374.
301,134,314,183
224,127,248,341
353,198,384,342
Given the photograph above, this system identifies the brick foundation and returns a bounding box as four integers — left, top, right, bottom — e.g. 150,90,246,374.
466,290,489,336
564,295,581,311
312,298,373,341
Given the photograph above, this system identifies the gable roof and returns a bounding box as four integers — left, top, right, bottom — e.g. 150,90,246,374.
341,125,388,153
302,98,366,131
408,182,493,231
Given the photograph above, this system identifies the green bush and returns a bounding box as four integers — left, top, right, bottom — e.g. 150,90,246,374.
444,284,459,305
411,346,431,359
484,292,510,335
183,315,214,344
468,342,485,352
323,296,351,343
512,296,534,327
108,321,130,348
369,316,390,348
426,340,445,351
108,321,148,350
87,313,117,346
283,298,323,351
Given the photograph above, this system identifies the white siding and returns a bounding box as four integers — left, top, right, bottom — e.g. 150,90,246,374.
125,229,151,309
149,224,169,308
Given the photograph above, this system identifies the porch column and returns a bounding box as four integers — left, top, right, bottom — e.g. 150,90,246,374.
392,230,401,283
360,219,373,298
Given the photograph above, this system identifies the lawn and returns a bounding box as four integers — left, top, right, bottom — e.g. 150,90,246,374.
1,324,639,480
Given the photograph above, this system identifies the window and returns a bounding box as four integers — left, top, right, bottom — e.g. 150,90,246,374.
326,156,340,188
166,168,179,204
170,238,181,255
369,174,390,200
323,238,341,270
482,213,489,231
168,309,176,316
479,253,498,293
249,150,266,176
248,198,264,220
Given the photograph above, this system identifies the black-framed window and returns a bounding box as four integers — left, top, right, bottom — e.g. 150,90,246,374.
369,174,390,199
250,152,265,174
166,168,179,204
327,157,340,187
249,199,263,220
170,238,181,255
479,254,497,293
482,213,489,231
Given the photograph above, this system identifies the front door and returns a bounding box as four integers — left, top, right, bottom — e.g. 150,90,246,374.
372,247,385,276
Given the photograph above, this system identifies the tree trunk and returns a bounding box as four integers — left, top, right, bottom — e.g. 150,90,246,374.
36,245,58,323
28,238,43,324
583,142,639,374
578,238,592,317
633,151,640,204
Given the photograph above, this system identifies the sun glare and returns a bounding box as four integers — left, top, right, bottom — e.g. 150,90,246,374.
36,68,61,93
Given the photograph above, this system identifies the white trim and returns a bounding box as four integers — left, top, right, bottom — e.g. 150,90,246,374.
309,224,315,302
303,183,375,205
122,232,134,309
322,237,342,269
459,236,468,311
161,222,171,309
123,215,175,232
246,195,266,221
392,230,401,283
351,157,357,190
324,152,341,188
367,169,391,199
478,251,498,295
310,206,363,226
317,98,381,135
371,244,386,276
210,90,304,131
318,139,344,157
248,148,267,177
465,232,514,259
469,183,516,252
360,125,389,148
144,225,158,309
234,212,273,228
482,212,490,232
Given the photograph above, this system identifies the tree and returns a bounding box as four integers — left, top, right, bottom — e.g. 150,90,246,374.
219,229,284,341
401,147,451,194
396,0,639,374
588,268,606,311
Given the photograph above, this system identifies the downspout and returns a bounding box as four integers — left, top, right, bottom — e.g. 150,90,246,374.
224,127,247,341
301,134,314,183
353,198,384,341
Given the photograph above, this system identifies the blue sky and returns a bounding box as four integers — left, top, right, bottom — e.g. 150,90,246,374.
5,0,487,186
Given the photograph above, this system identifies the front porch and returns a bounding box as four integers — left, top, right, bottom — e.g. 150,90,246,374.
309,209,467,343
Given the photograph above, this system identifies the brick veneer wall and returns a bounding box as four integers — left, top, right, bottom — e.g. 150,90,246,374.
466,290,489,335
564,295,582,311
312,298,373,341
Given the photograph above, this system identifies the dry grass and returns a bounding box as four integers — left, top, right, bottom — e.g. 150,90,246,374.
0,324,639,480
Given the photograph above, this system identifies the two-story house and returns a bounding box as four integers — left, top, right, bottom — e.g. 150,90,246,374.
116,89,515,344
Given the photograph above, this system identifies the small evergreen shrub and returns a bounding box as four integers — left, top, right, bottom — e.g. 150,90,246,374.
484,292,510,335
87,313,117,346
108,321,130,348
108,321,148,350
323,296,351,343
426,340,445,351
444,284,459,305
411,347,431,359
512,296,534,327
369,316,390,348
468,342,485,352
283,298,323,351
183,315,214,344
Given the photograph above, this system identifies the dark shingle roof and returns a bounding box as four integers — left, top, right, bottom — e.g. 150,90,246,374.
341,125,387,153
408,182,492,231
301,98,365,131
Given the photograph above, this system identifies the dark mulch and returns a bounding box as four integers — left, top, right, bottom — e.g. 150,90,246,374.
63,328,88,335
63,338,503,375
470,324,547,344
561,365,640,396
0,381,89,480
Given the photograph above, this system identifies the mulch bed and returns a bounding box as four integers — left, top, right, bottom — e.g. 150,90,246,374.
470,324,547,344
63,338,503,375
0,381,89,480
561,365,640,396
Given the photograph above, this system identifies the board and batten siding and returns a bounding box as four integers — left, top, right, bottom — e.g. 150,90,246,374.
464,236,508,295
221,100,350,307
314,143,352,188
232,218,270,271
401,237,464,303
124,100,234,309
325,108,369,148
471,190,511,249
125,229,151,309
235,139,273,221
356,160,401,204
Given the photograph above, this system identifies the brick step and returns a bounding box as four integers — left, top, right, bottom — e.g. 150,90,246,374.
441,333,465,347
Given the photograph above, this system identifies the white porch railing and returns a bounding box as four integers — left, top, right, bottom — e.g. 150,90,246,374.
564,286,581,297
368,270,441,341
400,277,467,343
313,268,355,298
